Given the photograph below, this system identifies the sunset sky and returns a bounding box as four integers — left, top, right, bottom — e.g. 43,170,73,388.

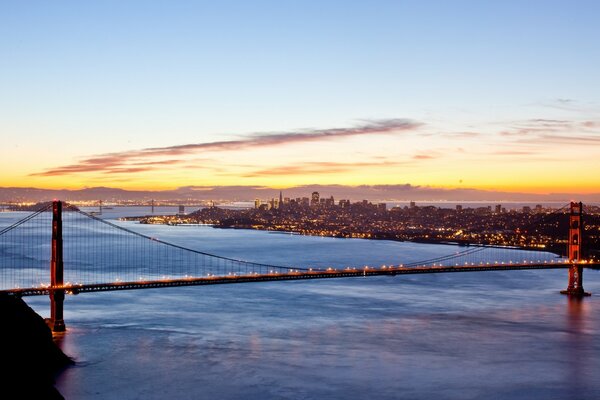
1,1,599,196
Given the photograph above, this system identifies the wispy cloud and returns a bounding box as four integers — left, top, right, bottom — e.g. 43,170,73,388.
498,118,600,146
490,150,538,156
412,154,436,160
33,119,422,177
442,131,480,138
535,134,600,144
537,98,600,114
140,118,421,156
499,119,574,137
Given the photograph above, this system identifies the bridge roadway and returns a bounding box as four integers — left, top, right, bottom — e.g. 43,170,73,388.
5,261,600,297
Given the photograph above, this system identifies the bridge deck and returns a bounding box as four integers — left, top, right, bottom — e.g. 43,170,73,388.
4,262,598,297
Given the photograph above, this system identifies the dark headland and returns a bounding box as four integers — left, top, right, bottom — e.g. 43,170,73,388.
0,293,73,399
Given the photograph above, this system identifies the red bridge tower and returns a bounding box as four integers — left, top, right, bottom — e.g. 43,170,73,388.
49,200,66,331
561,201,590,297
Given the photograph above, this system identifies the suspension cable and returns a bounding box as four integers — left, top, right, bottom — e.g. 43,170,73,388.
65,203,307,271
0,203,52,237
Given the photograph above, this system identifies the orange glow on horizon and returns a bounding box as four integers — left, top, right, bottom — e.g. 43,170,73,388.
2,117,599,198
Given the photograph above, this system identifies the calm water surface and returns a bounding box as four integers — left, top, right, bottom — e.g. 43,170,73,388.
10,214,600,399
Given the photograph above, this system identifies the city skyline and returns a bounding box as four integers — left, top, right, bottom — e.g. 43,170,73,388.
2,184,600,204
2,1,599,197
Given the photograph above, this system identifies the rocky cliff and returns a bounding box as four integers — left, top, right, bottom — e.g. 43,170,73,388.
0,294,73,399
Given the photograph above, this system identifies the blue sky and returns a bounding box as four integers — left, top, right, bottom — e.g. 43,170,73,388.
1,1,599,194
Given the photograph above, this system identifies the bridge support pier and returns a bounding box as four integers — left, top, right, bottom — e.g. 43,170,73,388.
561,264,590,297
49,290,66,331
560,202,590,297
48,200,66,332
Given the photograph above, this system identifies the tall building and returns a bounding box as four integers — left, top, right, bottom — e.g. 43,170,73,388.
269,197,281,209
409,201,416,209
254,198,261,209
311,191,320,206
325,196,334,207
279,191,283,206
495,204,502,214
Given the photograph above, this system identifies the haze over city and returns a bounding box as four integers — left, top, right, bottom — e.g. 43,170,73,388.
2,1,599,200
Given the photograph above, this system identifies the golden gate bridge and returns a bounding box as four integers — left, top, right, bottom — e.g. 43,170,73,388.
0,200,597,332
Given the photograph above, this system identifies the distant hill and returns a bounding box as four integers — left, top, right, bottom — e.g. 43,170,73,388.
0,185,598,203
7,201,80,212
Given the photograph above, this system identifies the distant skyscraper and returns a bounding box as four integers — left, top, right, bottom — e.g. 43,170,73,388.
456,204,463,212
495,204,502,214
279,191,283,206
325,196,334,207
311,192,320,206
254,198,261,209
410,201,416,209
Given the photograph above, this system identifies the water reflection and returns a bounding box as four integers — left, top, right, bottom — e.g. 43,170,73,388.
565,296,590,399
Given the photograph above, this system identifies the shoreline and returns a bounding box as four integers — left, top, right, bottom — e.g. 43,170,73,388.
123,217,564,257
